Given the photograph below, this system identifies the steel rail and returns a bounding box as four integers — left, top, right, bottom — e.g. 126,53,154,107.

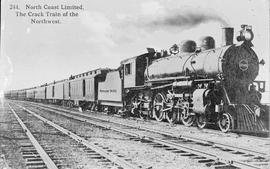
17,100,270,142
8,104,58,169
32,101,267,158
13,103,141,169
20,102,265,169
25,100,270,142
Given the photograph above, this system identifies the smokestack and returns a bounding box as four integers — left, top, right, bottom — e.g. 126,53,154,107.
222,27,234,46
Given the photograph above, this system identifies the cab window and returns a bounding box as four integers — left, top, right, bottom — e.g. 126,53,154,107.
125,63,132,75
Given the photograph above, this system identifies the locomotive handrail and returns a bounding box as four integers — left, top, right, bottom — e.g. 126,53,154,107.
147,76,190,82
217,48,225,73
222,87,231,105
193,78,215,82
146,57,150,80
151,83,172,90
182,53,196,75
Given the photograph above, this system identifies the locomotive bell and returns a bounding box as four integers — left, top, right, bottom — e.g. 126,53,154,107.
200,36,215,51
237,25,254,42
179,40,197,53
169,44,180,54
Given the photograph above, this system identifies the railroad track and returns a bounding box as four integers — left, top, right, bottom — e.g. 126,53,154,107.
8,104,59,169
23,100,270,141
15,99,270,142
135,115,270,141
9,103,142,169
16,101,270,169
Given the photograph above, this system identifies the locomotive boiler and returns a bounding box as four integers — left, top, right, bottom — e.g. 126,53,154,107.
128,25,268,133
146,37,258,88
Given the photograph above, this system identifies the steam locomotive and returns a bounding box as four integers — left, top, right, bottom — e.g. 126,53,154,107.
5,25,269,134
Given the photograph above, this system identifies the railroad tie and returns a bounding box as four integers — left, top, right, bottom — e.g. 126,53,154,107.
231,151,245,155
164,147,177,151
22,155,41,159
171,150,186,153
179,153,197,157
190,156,206,160
198,159,215,163
27,166,47,169
26,158,43,162
26,161,45,166
213,164,237,169
89,155,104,159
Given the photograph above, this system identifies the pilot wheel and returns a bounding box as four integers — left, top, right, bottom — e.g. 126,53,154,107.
218,113,232,132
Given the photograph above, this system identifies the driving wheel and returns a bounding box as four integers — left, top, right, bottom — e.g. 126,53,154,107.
180,105,195,126
166,109,178,124
153,92,166,121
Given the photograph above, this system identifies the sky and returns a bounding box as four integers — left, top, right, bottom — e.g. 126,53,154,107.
0,0,269,102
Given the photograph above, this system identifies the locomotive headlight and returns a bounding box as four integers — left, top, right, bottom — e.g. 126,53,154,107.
237,25,254,42
243,30,254,41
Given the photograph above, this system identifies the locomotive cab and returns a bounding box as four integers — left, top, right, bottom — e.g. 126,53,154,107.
120,52,156,118
121,52,155,89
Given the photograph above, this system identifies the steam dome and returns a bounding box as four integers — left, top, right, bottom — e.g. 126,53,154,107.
200,36,215,51
179,40,197,53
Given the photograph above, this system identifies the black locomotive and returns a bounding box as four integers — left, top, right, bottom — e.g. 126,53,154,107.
5,25,269,134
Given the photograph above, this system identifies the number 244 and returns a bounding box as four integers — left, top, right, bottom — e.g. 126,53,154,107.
10,4,19,10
